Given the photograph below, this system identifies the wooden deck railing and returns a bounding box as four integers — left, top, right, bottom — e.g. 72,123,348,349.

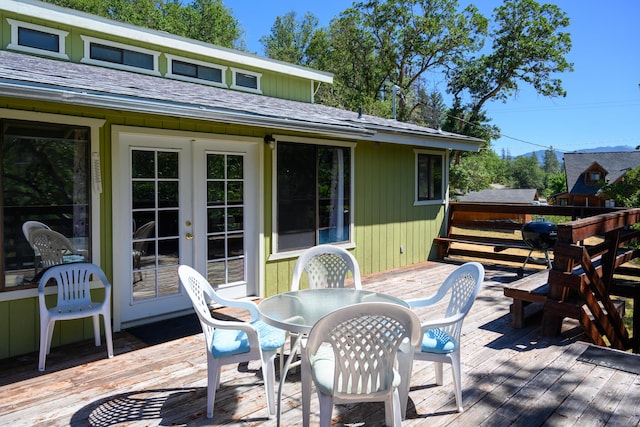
437,203,640,352
543,208,640,352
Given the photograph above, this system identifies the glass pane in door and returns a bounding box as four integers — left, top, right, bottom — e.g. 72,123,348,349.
131,149,180,301
206,153,245,286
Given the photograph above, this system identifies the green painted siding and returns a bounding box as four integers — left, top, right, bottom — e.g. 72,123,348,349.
263,141,446,296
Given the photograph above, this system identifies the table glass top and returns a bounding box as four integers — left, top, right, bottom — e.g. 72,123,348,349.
258,288,409,334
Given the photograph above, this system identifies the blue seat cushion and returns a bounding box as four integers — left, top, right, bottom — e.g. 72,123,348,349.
211,320,285,358
252,319,286,351
420,328,457,353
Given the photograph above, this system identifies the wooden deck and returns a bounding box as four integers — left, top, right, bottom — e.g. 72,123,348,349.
2,261,639,426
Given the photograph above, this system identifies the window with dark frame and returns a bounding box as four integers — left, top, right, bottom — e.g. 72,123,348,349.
416,152,443,201
235,72,258,90
276,142,351,252
90,42,154,70
1,120,91,291
18,27,59,53
172,60,223,83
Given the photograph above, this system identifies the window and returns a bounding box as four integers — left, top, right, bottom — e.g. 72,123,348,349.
6,19,69,60
230,68,262,94
1,120,91,290
165,54,227,87
415,150,444,203
588,171,601,183
80,36,160,75
276,141,352,252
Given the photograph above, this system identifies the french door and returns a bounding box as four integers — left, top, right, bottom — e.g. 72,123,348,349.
112,128,259,327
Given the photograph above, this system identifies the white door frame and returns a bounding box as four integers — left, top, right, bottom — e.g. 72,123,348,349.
111,126,264,331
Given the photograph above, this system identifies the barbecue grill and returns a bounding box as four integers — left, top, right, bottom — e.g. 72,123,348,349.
518,218,558,277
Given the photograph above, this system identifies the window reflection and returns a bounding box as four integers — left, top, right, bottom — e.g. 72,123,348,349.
1,120,91,289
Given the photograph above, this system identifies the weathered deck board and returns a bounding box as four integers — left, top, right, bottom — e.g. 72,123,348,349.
1,261,639,426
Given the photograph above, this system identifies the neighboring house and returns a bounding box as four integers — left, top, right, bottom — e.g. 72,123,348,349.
0,0,481,359
458,188,539,204
555,151,640,207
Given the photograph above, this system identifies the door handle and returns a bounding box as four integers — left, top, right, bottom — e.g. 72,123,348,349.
185,233,193,240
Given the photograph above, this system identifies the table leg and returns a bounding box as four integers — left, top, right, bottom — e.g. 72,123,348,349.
276,333,303,426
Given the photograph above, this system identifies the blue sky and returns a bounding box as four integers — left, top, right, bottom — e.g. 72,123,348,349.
228,1,640,157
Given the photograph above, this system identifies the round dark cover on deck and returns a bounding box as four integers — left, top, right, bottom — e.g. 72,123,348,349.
522,220,558,250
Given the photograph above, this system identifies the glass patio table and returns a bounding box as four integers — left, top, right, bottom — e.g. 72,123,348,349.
258,288,409,425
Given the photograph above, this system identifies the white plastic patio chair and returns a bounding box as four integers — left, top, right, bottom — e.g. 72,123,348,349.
301,302,421,427
22,220,50,274
291,244,362,291
38,263,113,371
177,265,285,419
400,262,484,415
287,244,363,375
29,228,83,268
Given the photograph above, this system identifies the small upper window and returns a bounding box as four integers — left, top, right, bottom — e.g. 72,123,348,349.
165,54,227,87
588,171,601,182
230,68,262,94
80,36,160,75
415,150,445,204
6,19,69,60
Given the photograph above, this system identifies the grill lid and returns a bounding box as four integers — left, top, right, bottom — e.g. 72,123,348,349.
522,220,558,250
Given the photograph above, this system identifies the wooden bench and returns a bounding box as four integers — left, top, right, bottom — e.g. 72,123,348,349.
503,269,550,328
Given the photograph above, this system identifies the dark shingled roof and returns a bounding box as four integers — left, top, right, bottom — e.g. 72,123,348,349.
458,188,539,204
563,152,640,196
0,50,481,149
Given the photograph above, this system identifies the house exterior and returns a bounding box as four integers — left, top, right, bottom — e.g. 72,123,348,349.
0,0,481,359
555,151,640,207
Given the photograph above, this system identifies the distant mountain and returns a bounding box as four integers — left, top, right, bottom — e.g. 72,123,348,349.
520,146,637,165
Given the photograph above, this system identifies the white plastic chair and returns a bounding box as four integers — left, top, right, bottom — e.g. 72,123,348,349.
401,262,484,414
38,263,113,371
301,302,421,427
291,244,362,291
177,265,285,419
22,220,50,274
29,228,83,268
287,245,363,375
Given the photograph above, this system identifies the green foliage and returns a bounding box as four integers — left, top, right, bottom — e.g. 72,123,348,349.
43,0,243,49
259,11,319,66
600,166,640,208
447,0,573,130
545,172,567,198
449,149,508,195
542,147,561,174
509,154,546,192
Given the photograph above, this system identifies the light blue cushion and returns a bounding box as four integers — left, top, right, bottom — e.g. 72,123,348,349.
251,319,286,351
211,320,285,358
421,328,457,353
212,328,250,358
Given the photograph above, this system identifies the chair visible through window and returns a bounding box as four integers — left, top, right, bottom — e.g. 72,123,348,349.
38,262,113,371
178,265,285,419
29,228,84,269
400,262,484,415
301,302,421,427
22,220,50,274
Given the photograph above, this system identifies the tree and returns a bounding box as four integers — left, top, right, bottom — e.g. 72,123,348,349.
43,0,243,49
545,171,566,199
600,166,640,208
259,11,319,66
446,0,573,136
510,154,545,192
542,147,561,174
449,149,508,195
